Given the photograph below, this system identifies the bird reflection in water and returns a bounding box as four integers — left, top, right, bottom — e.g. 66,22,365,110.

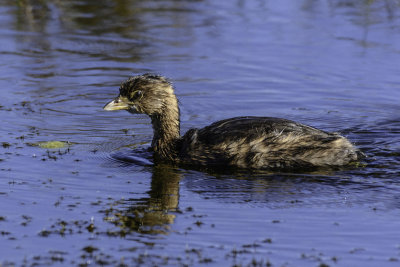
102,165,181,235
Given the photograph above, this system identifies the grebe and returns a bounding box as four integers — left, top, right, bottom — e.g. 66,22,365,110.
104,74,363,170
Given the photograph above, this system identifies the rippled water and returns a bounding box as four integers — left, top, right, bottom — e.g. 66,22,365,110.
0,0,400,266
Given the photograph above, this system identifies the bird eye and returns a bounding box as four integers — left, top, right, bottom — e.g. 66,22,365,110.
131,90,143,100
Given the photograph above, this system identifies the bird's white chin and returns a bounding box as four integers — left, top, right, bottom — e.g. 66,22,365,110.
127,105,141,114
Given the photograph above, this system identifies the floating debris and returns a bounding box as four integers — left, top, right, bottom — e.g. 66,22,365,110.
1,142,11,148
34,141,69,149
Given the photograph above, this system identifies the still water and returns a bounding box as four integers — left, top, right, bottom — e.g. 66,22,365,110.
0,0,399,266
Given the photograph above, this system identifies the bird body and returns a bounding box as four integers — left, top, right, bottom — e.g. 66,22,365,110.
178,116,359,169
104,74,363,170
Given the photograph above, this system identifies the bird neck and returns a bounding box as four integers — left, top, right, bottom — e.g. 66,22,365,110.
150,97,180,161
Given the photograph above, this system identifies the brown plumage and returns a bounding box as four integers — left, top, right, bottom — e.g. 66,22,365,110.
104,74,363,170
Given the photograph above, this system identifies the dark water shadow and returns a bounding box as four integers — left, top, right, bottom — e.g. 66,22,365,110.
110,147,154,167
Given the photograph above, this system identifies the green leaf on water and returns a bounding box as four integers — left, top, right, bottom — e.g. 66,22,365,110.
37,141,68,149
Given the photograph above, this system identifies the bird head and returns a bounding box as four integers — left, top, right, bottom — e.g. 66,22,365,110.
103,74,175,116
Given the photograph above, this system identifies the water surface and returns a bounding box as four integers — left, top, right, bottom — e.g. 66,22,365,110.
0,0,400,266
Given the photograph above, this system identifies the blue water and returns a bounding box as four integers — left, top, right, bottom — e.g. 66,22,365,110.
0,0,399,266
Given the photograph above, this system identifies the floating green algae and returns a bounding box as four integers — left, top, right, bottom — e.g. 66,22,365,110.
36,141,69,149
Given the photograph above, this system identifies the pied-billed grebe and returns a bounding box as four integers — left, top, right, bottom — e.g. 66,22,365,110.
104,74,363,170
